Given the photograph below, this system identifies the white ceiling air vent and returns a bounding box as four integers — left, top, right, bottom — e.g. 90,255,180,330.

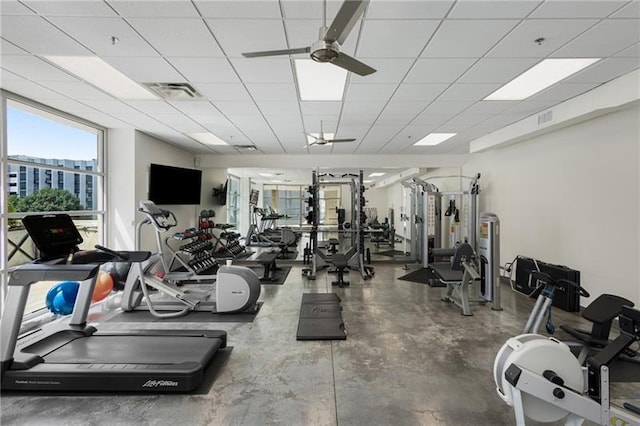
234,145,259,153
537,110,553,126
143,83,203,100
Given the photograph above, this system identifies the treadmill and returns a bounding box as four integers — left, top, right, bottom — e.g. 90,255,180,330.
0,214,227,392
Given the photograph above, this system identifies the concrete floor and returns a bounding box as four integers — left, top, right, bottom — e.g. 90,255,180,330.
1,258,638,425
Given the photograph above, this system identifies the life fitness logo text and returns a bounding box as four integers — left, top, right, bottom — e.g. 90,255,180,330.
142,380,179,388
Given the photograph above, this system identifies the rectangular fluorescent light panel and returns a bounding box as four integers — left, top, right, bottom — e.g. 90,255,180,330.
258,173,273,177
295,59,347,101
44,56,157,100
485,58,600,101
188,132,228,146
363,179,374,183
368,172,385,177
414,133,457,146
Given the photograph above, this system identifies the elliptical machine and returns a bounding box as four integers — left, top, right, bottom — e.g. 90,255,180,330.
120,201,261,318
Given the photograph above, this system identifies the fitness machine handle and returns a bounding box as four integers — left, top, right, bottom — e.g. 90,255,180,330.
139,203,177,231
530,271,590,298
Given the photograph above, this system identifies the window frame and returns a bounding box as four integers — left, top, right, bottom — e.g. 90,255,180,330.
0,90,108,315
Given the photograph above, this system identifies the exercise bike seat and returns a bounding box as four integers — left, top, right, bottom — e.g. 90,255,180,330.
560,293,635,347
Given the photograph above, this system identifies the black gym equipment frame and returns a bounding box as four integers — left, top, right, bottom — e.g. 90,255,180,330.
1,214,227,393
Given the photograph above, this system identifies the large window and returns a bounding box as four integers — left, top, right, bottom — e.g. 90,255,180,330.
263,185,303,226
227,175,240,225
1,94,105,314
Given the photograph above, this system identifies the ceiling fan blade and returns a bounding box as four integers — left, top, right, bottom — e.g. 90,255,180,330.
305,133,319,141
331,52,376,76
326,138,356,143
242,47,310,58
324,0,369,45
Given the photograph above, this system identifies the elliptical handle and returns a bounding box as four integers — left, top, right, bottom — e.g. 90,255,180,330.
557,278,590,298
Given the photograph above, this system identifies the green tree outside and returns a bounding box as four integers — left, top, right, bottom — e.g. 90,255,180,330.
11,188,84,212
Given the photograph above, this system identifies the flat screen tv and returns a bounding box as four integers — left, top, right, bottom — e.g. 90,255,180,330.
148,163,202,205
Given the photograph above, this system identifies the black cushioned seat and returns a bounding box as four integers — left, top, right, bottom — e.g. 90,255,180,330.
331,253,349,288
256,252,279,282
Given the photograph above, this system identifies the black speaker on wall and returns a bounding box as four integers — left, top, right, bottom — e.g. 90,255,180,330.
514,256,581,312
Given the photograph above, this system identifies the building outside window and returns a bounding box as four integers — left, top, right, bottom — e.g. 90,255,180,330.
227,175,240,226
1,95,105,315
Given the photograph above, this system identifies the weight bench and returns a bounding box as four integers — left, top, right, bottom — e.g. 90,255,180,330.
256,252,280,282
430,243,481,316
327,238,339,254
331,253,349,288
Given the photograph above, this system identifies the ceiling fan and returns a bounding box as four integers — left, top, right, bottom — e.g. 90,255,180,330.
242,0,376,77
305,121,356,147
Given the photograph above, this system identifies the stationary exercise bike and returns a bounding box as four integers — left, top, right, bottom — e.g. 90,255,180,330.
493,305,640,425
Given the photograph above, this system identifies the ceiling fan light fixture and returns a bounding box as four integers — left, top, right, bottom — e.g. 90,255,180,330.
311,48,339,63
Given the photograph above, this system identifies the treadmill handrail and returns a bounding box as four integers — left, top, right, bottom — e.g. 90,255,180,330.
7,263,98,286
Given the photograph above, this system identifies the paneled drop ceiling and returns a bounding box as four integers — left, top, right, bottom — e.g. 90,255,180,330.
1,0,639,157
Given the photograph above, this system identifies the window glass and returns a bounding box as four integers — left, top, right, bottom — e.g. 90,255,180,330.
2,98,104,315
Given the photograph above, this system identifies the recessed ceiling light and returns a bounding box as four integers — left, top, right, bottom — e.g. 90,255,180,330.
188,132,228,146
258,173,273,177
484,58,600,101
43,56,157,100
363,179,374,183
272,180,282,183
306,133,335,144
414,133,457,146
369,172,385,177
294,59,347,101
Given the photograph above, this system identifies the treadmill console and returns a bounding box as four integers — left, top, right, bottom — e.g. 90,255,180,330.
22,214,83,260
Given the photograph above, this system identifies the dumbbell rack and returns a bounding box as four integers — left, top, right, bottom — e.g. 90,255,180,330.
198,210,248,259
165,228,218,276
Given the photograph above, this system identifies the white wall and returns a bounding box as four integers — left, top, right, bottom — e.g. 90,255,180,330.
462,105,640,306
200,168,228,222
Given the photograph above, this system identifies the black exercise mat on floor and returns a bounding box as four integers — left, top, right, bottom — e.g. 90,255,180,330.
106,302,262,323
297,293,346,340
247,265,291,285
376,249,411,257
398,267,445,286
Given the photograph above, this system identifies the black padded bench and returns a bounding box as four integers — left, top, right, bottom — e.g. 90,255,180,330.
256,252,280,282
331,253,349,288
327,238,339,254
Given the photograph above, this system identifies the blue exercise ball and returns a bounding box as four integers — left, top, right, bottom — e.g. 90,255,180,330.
45,281,80,315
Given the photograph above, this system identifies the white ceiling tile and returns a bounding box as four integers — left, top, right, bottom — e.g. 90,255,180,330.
382,101,426,116
23,1,118,16
463,101,519,115
284,20,360,56
195,83,252,102
448,1,541,18
108,1,199,17
75,111,129,128
43,98,99,114
122,100,177,114
341,101,386,115
104,57,185,82
2,55,78,81
350,58,414,84
422,20,519,58
528,82,600,102
303,115,339,130
336,124,370,139
0,0,35,15
458,58,540,83
208,19,287,58
0,39,29,55
146,112,205,132
188,113,235,128
411,112,456,126
44,81,116,100
566,57,640,83
501,100,557,116
0,80,69,101
438,83,501,101
256,101,301,116
126,18,223,57
553,19,640,57
167,57,239,83
214,101,261,115
615,42,640,57
422,101,474,114
487,19,598,58
530,0,629,18
345,84,397,101
231,57,294,84
168,100,223,116
281,1,343,20
392,84,449,102
375,112,415,126
356,125,403,153
439,113,491,130
405,58,477,83
300,101,341,115
246,83,298,101
0,15,91,55
195,0,282,18
358,20,439,58
611,1,640,18
82,99,142,115
366,0,454,19
48,17,157,57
